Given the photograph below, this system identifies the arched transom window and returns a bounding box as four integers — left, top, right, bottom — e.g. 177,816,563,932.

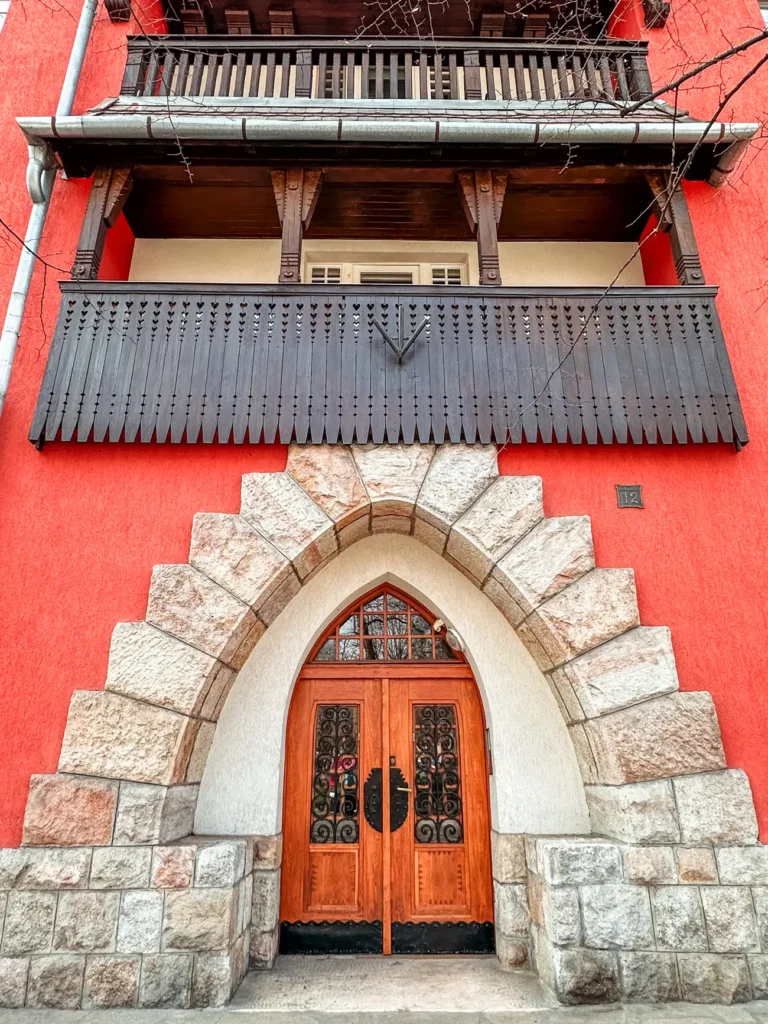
312,587,460,662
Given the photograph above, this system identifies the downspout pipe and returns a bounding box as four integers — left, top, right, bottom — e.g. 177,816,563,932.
0,0,99,418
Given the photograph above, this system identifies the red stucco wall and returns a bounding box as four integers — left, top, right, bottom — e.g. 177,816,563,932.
0,0,767,844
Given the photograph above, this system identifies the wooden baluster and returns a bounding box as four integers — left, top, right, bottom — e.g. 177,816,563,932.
464,50,482,100
176,51,191,96
615,56,630,101
248,52,263,96
121,45,144,95
280,52,291,97
484,53,496,99
331,52,341,98
204,53,219,96
599,55,616,99
434,51,443,99
499,53,511,100
71,168,134,281
528,54,541,100
272,169,324,285
219,53,234,96
404,52,413,98
571,55,585,98
360,52,369,98
346,52,356,98
189,53,204,95
514,54,526,99
448,52,458,99
646,171,705,286
295,48,312,97
418,53,428,99
265,52,277,96
375,51,384,98
456,170,507,287
585,57,601,98
556,55,570,98
542,54,555,99
630,53,653,100
144,50,160,96
157,50,174,97
316,52,327,98
233,51,247,96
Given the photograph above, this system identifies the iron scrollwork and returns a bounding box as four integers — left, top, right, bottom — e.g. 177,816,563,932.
310,705,359,844
414,705,463,844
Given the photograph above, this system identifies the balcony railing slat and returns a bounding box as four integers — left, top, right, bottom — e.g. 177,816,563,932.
29,285,747,448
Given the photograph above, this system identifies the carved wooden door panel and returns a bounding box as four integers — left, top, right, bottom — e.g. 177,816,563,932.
280,677,384,953
388,677,494,953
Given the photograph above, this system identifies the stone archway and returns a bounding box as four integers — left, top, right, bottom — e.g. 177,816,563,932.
4,443,765,1011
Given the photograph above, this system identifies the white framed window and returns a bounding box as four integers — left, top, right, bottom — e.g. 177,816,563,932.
306,259,467,286
431,266,463,286
309,265,342,284
0,1,11,34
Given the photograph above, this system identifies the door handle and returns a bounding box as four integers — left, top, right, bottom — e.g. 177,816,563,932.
396,786,412,792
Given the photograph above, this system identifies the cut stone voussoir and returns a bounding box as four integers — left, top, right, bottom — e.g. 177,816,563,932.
415,443,497,532
351,442,434,518
287,444,369,528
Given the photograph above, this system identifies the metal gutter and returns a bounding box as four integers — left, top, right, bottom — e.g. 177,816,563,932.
0,0,99,418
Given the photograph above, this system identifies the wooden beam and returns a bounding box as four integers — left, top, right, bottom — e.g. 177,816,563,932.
646,171,705,285
71,167,134,281
271,169,323,283
457,169,507,285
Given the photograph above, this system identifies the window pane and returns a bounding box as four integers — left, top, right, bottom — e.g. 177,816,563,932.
388,638,408,660
316,639,336,661
387,594,407,611
435,637,458,660
338,614,359,636
411,614,431,635
339,638,360,660
363,595,384,611
364,637,385,660
363,614,385,635
411,638,433,659
388,615,407,636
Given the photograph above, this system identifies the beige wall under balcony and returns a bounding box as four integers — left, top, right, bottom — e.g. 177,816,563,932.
128,238,646,287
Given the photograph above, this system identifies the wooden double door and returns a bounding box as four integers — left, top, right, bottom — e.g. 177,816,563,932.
280,662,494,955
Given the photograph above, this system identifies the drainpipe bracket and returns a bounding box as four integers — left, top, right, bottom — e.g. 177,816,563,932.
26,139,56,204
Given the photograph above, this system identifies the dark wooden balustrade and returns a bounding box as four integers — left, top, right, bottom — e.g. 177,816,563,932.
29,283,746,448
120,36,653,104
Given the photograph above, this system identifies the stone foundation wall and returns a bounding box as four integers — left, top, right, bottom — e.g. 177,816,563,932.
526,835,768,1005
0,835,269,1009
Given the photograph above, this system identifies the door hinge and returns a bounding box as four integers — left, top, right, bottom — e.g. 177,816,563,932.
486,728,493,776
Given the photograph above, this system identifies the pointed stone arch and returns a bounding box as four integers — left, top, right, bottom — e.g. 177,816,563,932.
9,443,766,1009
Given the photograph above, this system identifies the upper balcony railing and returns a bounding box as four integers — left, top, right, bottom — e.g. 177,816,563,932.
120,36,654,104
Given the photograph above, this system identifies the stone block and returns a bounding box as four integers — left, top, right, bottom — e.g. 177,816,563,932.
370,513,411,535
748,954,768,999
526,568,639,666
0,893,4,946
549,945,620,1004
538,838,623,886
59,691,194,786
447,476,543,582
250,926,278,969
338,515,372,550
253,834,283,871
2,892,56,954
53,892,119,953
192,951,235,1007
677,846,719,884
495,933,529,968
717,846,768,885
151,845,196,888
163,888,235,952
252,868,280,933
257,571,302,626
581,885,653,949
623,846,676,885
26,955,85,1009
584,692,726,785
287,445,369,529
0,956,29,1008
185,722,215,785
651,886,707,951
117,890,163,953
0,847,91,890
587,780,680,844
190,512,292,610
82,955,140,1008
541,886,581,945
481,573,526,629
678,953,751,1004
491,832,526,884
619,951,680,1002
22,774,118,847
196,840,247,887
494,882,530,938
351,444,434,519
105,621,232,719
568,724,598,784
145,564,261,668
114,783,198,845
236,874,253,935
557,626,678,720
753,888,768,951
138,952,193,1008
240,472,336,579
493,515,594,616
674,770,758,845
90,847,152,889
416,444,497,532
700,887,759,952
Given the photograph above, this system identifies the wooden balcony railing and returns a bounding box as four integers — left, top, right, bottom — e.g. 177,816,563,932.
120,36,653,104
29,283,746,448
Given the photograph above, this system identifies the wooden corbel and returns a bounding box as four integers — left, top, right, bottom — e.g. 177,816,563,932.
71,167,134,281
271,169,323,284
457,169,507,286
643,0,671,28
646,171,704,286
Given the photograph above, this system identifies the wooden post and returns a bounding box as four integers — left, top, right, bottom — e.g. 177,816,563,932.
463,51,482,100
71,168,133,281
456,169,507,286
646,171,705,286
271,169,323,284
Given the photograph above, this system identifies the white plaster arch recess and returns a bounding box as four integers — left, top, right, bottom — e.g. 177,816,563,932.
195,532,590,836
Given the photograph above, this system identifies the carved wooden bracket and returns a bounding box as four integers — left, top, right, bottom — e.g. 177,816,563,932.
646,171,704,286
269,7,295,33
271,169,323,284
457,170,507,286
643,0,671,28
71,167,134,281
